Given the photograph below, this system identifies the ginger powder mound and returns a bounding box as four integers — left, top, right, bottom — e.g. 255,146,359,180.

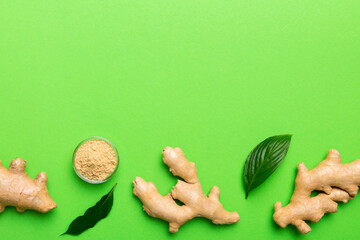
74,139,117,181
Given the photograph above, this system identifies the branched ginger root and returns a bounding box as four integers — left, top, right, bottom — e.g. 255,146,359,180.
0,158,57,213
133,147,239,233
273,149,360,234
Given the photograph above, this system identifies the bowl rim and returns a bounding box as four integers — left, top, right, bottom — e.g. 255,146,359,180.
72,136,119,184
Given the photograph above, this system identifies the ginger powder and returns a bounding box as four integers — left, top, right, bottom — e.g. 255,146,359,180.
74,139,118,181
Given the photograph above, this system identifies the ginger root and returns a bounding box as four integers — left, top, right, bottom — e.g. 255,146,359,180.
133,147,239,233
273,149,360,234
0,158,57,213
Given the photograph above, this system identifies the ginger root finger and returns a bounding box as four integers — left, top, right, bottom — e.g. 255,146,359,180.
273,149,360,234
133,177,194,233
133,147,239,233
0,158,57,213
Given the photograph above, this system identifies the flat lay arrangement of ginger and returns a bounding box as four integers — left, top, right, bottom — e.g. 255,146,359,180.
2,139,360,236
273,149,360,234
0,158,57,213
133,146,240,233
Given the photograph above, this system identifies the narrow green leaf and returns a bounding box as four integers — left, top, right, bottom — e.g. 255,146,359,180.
243,135,292,199
61,183,117,236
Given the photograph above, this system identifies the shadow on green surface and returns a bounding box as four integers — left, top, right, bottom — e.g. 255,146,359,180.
0,202,58,221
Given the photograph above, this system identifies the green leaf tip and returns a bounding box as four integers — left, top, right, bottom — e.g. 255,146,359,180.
61,183,118,236
243,134,292,199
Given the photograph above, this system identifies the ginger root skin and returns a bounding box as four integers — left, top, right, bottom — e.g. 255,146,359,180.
273,149,360,234
133,147,239,233
0,158,57,213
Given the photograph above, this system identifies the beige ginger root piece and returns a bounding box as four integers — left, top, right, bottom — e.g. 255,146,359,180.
273,149,360,234
133,147,239,233
0,158,57,213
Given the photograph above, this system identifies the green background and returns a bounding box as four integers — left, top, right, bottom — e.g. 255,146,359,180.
0,0,359,239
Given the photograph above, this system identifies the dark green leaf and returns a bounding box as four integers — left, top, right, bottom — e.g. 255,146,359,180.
61,183,117,236
243,135,292,199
